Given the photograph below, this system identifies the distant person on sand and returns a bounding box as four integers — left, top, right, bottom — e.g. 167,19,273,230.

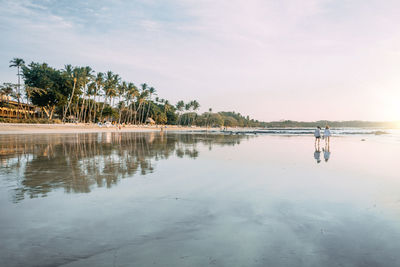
324,125,331,144
314,126,321,146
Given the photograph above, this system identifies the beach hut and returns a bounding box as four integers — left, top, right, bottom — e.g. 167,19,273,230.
146,117,156,125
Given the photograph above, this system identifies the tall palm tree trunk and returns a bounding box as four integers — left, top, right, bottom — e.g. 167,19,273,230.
17,66,21,120
87,94,95,123
79,85,87,122
136,102,143,124
145,98,152,123
132,102,137,124
93,98,98,123
99,97,108,123
63,79,77,122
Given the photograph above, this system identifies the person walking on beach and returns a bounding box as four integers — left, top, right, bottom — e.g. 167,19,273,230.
314,126,321,147
324,125,331,144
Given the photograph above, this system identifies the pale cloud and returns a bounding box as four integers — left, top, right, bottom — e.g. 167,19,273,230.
1,0,400,121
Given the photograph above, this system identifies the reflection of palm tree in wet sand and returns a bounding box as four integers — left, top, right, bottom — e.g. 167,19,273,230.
0,133,250,202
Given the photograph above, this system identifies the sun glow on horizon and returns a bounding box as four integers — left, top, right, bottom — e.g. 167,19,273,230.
380,92,400,122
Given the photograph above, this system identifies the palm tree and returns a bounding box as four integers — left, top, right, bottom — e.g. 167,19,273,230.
86,82,97,122
184,103,191,125
62,65,77,122
176,100,184,125
192,100,200,110
100,71,119,122
136,89,148,124
9,58,25,118
9,58,25,97
191,100,200,125
91,72,104,123
125,82,138,124
110,73,120,107
137,83,148,124
117,81,127,124
78,66,93,122
164,100,171,112
207,107,212,128
72,67,85,120
145,86,156,124
162,100,172,125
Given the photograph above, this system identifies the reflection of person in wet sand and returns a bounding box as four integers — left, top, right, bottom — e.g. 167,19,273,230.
314,146,321,163
323,143,331,162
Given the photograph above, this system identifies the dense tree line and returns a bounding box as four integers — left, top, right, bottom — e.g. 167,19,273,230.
2,59,198,124
188,111,266,127
1,58,265,127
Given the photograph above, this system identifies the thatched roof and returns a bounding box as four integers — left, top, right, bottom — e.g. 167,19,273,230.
146,117,155,124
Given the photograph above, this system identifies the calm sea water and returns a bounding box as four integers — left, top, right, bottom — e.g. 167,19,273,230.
1,132,400,267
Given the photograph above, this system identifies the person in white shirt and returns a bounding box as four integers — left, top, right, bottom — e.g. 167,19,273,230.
324,125,331,144
314,126,321,147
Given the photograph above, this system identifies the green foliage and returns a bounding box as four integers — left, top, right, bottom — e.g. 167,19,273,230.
9,58,25,69
223,116,238,127
102,105,118,119
165,106,178,125
22,62,70,119
5,58,266,126
192,111,264,127
148,103,166,124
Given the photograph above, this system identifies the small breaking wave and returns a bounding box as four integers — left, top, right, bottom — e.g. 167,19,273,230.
222,128,391,136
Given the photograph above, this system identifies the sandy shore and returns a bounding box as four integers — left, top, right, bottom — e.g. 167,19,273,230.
0,123,212,134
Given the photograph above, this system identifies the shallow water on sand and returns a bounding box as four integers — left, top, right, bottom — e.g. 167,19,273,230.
1,132,400,267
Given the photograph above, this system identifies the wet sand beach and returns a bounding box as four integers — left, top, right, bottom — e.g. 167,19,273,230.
1,132,400,267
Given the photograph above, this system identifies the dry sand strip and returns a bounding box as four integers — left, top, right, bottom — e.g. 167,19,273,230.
0,123,212,134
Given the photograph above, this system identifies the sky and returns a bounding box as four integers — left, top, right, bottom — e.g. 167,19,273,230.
1,0,400,122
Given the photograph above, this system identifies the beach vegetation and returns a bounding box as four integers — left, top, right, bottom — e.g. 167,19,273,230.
3,58,265,126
